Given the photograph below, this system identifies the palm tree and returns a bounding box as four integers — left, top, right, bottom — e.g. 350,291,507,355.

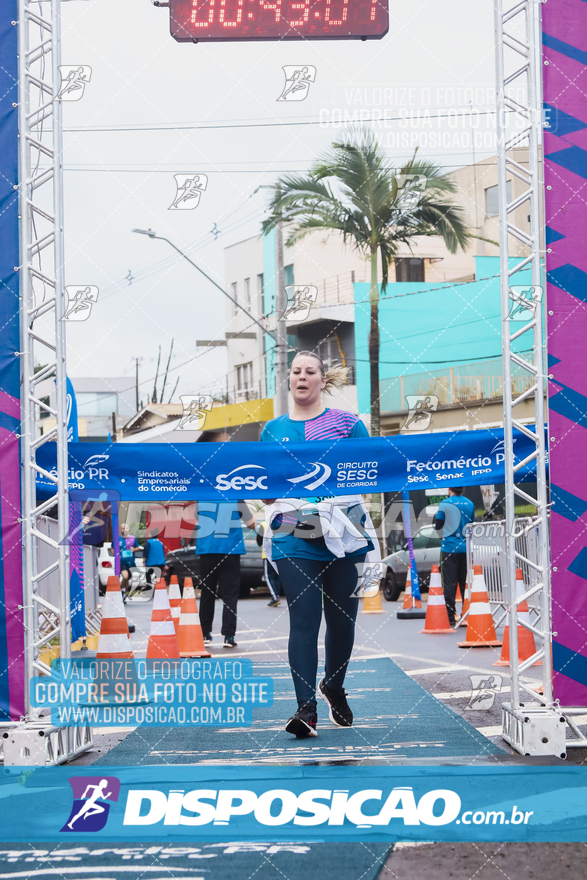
262,128,471,436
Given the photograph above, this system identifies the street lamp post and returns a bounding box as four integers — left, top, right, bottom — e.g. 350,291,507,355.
273,186,289,419
132,229,274,341
132,225,290,417
253,183,290,418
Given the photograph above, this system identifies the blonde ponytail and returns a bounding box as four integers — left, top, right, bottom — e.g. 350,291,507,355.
323,363,348,395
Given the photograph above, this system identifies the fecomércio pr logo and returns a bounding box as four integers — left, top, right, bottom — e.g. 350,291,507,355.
61,776,121,833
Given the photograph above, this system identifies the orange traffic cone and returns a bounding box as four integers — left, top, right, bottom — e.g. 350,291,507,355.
168,575,182,635
456,584,462,603
458,565,502,648
178,589,211,658
493,568,541,666
397,571,426,620
183,578,195,600
402,572,423,610
458,569,472,627
96,576,134,658
361,588,385,613
420,565,452,633
146,578,180,659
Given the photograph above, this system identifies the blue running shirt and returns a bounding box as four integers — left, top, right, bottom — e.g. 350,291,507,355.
434,495,475,554
196,502,246,556
261,408,373,560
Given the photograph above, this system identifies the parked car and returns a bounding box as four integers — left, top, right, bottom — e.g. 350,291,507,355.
165,526,264,597
382,524,442,601
98,543,115,592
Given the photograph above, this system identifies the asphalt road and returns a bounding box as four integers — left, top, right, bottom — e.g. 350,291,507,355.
70,591,587,880
104,589,580,761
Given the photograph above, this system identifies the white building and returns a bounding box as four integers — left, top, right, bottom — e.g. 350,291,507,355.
221,150,532,424
37,376,136,441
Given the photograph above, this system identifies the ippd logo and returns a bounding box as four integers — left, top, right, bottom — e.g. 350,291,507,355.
61,776,121,832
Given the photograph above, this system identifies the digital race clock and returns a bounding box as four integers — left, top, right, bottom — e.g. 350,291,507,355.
169,0,388,42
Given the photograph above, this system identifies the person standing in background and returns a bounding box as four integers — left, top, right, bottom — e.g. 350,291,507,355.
197,501,256,648
433,487,475,626
119,523,140,598
143,530,167,586
256,521,282,607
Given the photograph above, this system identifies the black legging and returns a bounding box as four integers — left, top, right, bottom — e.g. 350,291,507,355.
275,553,366,710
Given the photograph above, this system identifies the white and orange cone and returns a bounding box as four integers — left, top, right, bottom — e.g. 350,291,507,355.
458,569,472,627
402,572,423,610
146,578,180,659
458,564,502,648
397,570,426,620
168,575,182,635
96,576,134,659
420,565,452,633
183,577,195,599
178,590,211,658
493,568,541,667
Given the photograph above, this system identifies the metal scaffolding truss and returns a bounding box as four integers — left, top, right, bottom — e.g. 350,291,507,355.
7,0,571,764
16,0,91,763
495,0,566,757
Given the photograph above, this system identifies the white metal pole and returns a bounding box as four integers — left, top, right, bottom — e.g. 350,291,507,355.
495,0,520,709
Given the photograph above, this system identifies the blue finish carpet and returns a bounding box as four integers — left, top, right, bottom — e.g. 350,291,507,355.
0,841,392,880
96,657,502,765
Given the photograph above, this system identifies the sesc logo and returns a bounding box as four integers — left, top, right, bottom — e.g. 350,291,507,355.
287,462,331,492
61,776,120,833
215,465,268,492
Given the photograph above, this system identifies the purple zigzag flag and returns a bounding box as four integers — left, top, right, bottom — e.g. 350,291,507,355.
543,0,587,704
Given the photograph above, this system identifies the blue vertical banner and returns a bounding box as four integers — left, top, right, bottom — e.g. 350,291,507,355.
0,3,25,718
401,491,421,600
66,376,78,443
66,378,86,642
111,502,120,577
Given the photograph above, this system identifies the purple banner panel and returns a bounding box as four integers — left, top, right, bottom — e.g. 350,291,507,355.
543,0,587,705
0,2,24,720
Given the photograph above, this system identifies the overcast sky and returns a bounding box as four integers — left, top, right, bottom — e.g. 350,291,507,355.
61,0,499,405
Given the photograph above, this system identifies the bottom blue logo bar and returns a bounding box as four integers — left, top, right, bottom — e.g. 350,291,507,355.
2,766,587,842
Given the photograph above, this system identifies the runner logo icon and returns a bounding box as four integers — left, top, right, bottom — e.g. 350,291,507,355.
287,462,331,491
61,776,121,832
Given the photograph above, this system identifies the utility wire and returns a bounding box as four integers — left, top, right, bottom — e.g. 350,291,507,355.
62,107,514,134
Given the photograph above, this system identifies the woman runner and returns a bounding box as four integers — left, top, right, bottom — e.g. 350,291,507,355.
261,350,378,738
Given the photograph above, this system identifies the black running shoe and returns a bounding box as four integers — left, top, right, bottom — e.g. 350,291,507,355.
267,599,281,607
203,633,212,644
285,706,317,738
318,679,353,727
223,636,237,648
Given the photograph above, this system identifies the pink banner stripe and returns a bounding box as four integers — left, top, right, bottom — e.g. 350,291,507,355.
0,428,24,718
0,389,19,421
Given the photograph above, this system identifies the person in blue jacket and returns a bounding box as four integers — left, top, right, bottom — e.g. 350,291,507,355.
433,487,475,626
143,530,167,586
261,350,374,739
119,523,140,597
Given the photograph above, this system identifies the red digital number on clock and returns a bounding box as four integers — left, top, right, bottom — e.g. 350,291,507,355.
169,0,388,41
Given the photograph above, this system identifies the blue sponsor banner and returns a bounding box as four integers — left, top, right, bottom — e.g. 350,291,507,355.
35,428,541,501
1,766,587,842
29,658,273,727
